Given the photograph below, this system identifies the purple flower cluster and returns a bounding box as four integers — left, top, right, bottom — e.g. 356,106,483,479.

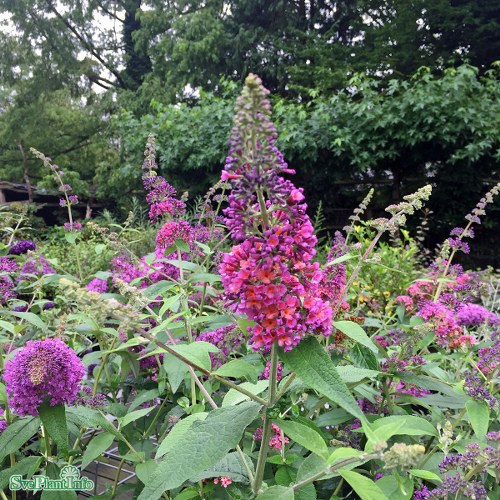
374,328,405,348
196,325,245,369
456,303,499,327
75,386,107,409
320,232,350,311
20,254,55,280
86,278,108,293
8,240,36,255
3,338,85,416
259,360,283,381
141,135,186,222
464,373,497,408
477,339,499,376
0,408,6,434
427,473,487,499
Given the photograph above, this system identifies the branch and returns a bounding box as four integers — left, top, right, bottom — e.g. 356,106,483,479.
44,0,126,88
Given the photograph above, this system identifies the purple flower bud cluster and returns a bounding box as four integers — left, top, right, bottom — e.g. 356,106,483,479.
75,386,108,409
3,338,85,416
427,473,487,499
196,325,245,369
8,240,36,255
64,222,82,232
374,328,405,348
464,373,497,407
59,195,79,207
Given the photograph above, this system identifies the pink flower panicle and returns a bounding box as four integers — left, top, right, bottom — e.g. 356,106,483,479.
3,338,85,416
220,75,336,351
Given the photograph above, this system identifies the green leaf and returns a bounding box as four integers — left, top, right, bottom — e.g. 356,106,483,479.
333,321,378,353
173,487,199,500
339,471,389,500
256,486,294,499
371,415,438,437
39,403,68,456
237,318,256,335
190,451,254,484
296,454,328,484
214,359,259,382
0,416,40,462
376,475,413,500
41,490,77,500
8,311,49,333
409,469,442,482
222,380,268,407
275,465,295,486
327,447,364,466
129,389,160,412
0,456,42,490
120,407,154,428
81,432,115,470
164,352,189,393
0,319,15,333
137,459,158,485
336,366,380,383
170,341,219,372
466,399,490,439
66,407,122,441
351,344,378,370
279,337,364,420
275,419,329,460
137,402,261,500
155,413,208,459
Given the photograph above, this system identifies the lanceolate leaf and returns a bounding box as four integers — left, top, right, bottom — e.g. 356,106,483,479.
339,470,389,500
137,402,261,500
333,321,378,353
81,432,115,470
256,486,294,499
39,403,69,456
275,419,329,460
466,399,490,439
279,337,364,420
0,456,42,490
0,416,41,463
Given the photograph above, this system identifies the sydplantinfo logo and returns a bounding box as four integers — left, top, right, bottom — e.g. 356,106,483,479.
10,465,94,492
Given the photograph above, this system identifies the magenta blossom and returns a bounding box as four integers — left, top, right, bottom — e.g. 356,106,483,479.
3,338,85,416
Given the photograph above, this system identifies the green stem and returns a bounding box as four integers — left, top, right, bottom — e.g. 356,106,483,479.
252,415,273,496
274,373,296,401
292,453,380,491
419,406,467,468
111,458,125,498
4,408,16,500
139,329,268,405
143,396,170,439
252,343,279,495
256,189,270,230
